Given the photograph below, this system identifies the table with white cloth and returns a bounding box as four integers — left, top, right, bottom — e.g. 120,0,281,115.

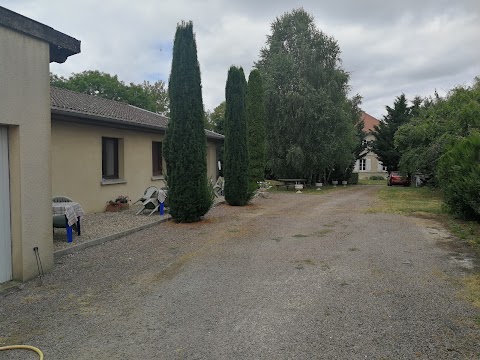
52,201,85,242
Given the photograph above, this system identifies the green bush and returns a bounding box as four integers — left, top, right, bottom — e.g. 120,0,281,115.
349,172,359,185
369,175,385,180
437,132,480,219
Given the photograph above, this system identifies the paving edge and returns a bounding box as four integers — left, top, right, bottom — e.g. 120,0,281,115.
53,216,170,260
53,201,226,260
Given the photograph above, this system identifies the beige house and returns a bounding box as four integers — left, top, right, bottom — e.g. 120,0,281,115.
1,6,222,285
0,7,80,284
51,87,223,213
353,112,388,179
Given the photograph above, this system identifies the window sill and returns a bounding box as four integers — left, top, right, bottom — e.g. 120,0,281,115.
151,175,165,181
101,179,127,186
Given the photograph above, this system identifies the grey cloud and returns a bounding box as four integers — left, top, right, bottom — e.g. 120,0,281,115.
3,0,479,118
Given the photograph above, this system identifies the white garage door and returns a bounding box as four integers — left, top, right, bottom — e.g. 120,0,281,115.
0,127,12,283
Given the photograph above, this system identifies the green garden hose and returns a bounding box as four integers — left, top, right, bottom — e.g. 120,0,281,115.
0,345,44,359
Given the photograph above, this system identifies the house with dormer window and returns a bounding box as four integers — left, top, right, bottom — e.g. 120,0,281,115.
353,112,388,179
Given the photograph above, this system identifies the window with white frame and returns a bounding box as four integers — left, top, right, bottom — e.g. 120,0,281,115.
359,158,366,171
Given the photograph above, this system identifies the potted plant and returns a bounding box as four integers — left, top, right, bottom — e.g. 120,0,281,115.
115,195,130,210
105,201,122,212
105,195,130,212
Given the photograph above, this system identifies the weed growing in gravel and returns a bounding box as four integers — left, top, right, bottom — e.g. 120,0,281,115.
292,233,309,238
292,259,316,269
348,247,359,251
313,229,332,237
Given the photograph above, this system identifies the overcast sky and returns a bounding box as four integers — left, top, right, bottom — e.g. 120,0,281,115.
2,0,479,119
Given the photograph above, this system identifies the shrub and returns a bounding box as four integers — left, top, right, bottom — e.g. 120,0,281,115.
163,22,212,222
369,175,385,180
349,172,359,185
437,132,480,219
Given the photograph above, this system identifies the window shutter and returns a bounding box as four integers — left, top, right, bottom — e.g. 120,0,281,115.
366,158,372,171
353,160,359,172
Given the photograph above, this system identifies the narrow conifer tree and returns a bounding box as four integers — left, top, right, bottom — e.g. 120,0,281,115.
163,22,212,222
224,66,251,206
246,69,266,190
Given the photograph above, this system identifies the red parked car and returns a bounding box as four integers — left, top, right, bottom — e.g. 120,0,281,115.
387,171,410,186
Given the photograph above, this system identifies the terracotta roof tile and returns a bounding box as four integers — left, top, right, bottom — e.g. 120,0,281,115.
50,87,224,140
361,112,380,133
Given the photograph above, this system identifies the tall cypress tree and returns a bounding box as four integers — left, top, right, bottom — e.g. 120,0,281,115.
246,69,266,190
224,66,251,206
163,22,212,222
371,94,412,172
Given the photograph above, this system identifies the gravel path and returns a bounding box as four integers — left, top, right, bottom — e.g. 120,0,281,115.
1,186,479,359
53,197,224,251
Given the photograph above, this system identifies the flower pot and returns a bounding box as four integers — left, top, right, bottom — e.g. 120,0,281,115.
342,181,348,186
105,203,122,212
294,183,303,193
118,203,129,210
332,180,338,187
315,182,323,191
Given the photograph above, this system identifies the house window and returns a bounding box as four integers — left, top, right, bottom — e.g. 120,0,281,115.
102,137,119,179
383,165,388,171
359,158,366,171
152,141,163,176
362,139,368,146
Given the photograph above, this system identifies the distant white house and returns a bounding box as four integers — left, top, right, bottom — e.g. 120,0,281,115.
353,112,388,179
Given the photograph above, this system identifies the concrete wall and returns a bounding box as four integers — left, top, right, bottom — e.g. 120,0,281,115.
0,26,52,281
51,119,220,213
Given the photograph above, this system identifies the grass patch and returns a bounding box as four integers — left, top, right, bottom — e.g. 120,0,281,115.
358,178,387,185
448,220,480,248
463,274,480,308
369,186,480,249
368,186,444,215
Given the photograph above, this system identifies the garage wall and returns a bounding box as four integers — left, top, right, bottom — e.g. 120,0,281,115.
0,26,52,281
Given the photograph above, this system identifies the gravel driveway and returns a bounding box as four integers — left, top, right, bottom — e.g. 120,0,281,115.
1,186,479,359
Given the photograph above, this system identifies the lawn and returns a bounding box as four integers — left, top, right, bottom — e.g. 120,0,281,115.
369,185,480,250
358,178,387,185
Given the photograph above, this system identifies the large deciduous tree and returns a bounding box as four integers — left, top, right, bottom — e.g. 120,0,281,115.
163,21,212,222
395,77,480,183
371,94,413,172
246,69,266,189
256,8,357,183
224,66,251,206
205,101,226,134
51,70,169,115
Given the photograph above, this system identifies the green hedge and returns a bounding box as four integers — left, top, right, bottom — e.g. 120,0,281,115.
437,133,480,219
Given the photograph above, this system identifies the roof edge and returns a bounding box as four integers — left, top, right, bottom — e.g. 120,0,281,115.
0,6,80,63
51,107,224,140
